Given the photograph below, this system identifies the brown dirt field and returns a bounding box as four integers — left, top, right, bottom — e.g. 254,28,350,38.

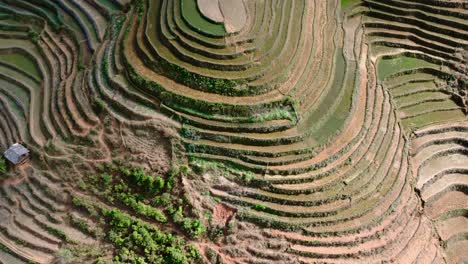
0,235,53,264
424,191,467,219
0,166,28,186
212,202,236,227
196,243,246,264
411,130,468,156
120,125,173,174
219,0,247,34
390,216,439,264
446,240,468,264
197,0,224,23
416,153,468,189
436,216,468,241
421,173,468,202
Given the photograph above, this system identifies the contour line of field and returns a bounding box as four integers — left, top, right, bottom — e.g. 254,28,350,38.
125,9,300,106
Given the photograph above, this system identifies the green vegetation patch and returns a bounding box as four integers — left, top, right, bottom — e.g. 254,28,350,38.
0,158,6,176
402,100,459,117
377,55,433,81
180,0,226,37
96,0,120,12
81,162,204,236
395,91,448,107
300,49,349,143
73,161,206,263
0,52,41,80
102,208,202,263
144,1,242,95
341,0,360,9
401,109,466,132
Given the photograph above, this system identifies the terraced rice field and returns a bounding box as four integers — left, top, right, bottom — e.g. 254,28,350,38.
0,0,466,263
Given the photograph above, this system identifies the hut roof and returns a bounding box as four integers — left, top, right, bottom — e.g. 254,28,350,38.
4,143,29,165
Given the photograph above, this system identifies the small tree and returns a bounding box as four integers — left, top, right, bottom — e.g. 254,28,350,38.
54,248,75,264
92,98,106,115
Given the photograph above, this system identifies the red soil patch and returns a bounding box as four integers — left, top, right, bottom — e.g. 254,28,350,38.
212,203,236,227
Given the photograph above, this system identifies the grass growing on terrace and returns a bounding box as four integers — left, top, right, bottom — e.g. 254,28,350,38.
181,0,226,37
401,109,466,131
300,49,348,143
0,158,6,176
377,56,433,81
341,0,360,9
0,53,41,80
96,0,120,12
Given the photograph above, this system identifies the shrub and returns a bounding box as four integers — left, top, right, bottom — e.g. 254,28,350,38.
56,248,75,263
102,208,201,264
116,192,167,223
92,98,106,114
0,158,6,175
154,193,172,207
241,173,253,184
72,196,98,217
78,161,206,260
27,28,39,43
46,226,67,240
181,218,205,239
253,204,267,211
127,167,165,194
